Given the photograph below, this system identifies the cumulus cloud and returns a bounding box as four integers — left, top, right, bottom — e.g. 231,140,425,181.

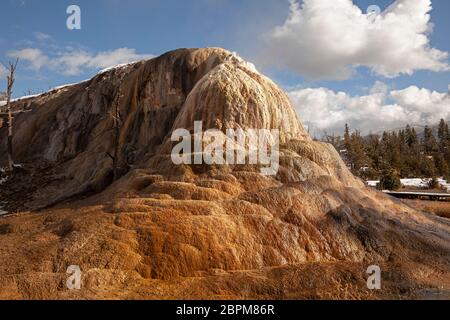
8,48,49,70
8,47,154,76
266,0,449,80
289,83,450,135
86,48,152,70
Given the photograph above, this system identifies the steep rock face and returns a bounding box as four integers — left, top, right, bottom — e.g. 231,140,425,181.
0,48,449,300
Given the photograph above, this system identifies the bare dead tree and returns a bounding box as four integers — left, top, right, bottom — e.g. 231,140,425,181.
0,59,30,171
4,59,19,171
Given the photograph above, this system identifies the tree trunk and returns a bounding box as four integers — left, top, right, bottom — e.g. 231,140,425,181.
6,82,14,171
4,59,18,171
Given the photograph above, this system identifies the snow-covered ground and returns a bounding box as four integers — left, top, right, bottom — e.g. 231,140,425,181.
367,178,450,191
0,81,89,107
15,93,41,100
98,62,135,74
0,201,7,216
401,178,433,189
0,167,7,186
439,178,450,192
0,169,8,216
1,63,133,107
366,180,379,187
1,62,132,108
50,82,81,91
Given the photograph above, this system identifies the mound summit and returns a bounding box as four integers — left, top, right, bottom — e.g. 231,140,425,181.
0,48,449,299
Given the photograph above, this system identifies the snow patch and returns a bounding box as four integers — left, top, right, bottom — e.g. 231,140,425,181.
48,83,82,92
97,62,135,75
438,178,450,192
0,201,7,217
366,178,450,191
3,81,87,104
366,180,379,187
15,94,41,100
401,178,431,188
0,168,9,187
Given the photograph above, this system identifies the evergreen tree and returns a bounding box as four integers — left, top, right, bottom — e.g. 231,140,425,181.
405,126,418,148
325,121,450,182
438,119,449,150
344,124,350,150
434,154,449,178
348,130,370,174
423,126,438,154
379,170,401,191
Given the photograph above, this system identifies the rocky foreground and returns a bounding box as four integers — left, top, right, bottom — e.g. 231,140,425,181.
0,48,449,299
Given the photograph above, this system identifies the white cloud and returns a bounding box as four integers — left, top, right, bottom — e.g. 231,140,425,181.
8,47,154,76
51,50,92,76
289,83,450,135
266,0,449,80
86,48,151,69
8,48,49,70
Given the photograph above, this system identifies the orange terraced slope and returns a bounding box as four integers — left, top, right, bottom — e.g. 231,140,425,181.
0,48,449,299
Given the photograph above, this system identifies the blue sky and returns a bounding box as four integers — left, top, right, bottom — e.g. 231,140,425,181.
0,0,291,94
1,0,449,134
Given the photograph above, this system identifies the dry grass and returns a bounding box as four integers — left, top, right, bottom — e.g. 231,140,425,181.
403,199,450,219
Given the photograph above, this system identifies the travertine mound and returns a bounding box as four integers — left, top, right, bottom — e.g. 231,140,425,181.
0,48,310,209
0,48,448,300
171,54,308,142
